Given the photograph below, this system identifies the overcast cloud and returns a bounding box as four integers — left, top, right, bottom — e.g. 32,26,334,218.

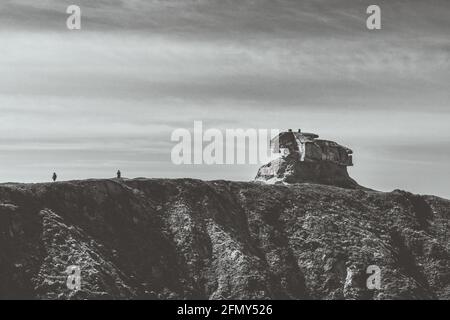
0,0,449,197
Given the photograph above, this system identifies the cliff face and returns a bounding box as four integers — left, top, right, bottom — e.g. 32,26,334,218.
0,178,448,300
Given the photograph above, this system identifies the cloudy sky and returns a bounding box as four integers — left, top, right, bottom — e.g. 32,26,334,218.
0,0,449,198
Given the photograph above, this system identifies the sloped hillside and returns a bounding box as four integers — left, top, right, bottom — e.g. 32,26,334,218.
0,178,448,299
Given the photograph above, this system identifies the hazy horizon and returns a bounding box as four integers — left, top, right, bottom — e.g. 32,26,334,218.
0,0,449,198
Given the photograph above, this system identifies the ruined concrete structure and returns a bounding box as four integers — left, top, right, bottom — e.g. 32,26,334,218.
271,129,353,166
255,129,360,188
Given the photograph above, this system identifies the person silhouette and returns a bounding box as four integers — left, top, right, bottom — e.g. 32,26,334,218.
117,170,121,179
52,172,57,182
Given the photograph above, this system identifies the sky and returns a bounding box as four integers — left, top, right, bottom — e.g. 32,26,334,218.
0,0,449,198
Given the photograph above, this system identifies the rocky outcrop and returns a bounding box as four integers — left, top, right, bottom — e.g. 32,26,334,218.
0,179,448,299
256,130,359,187
255,154,361,189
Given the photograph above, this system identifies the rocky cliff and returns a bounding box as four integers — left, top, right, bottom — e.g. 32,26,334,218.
0,178,449,299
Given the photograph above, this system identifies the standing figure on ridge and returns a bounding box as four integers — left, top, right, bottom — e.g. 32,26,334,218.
52,172,57,182
117,170,121,179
